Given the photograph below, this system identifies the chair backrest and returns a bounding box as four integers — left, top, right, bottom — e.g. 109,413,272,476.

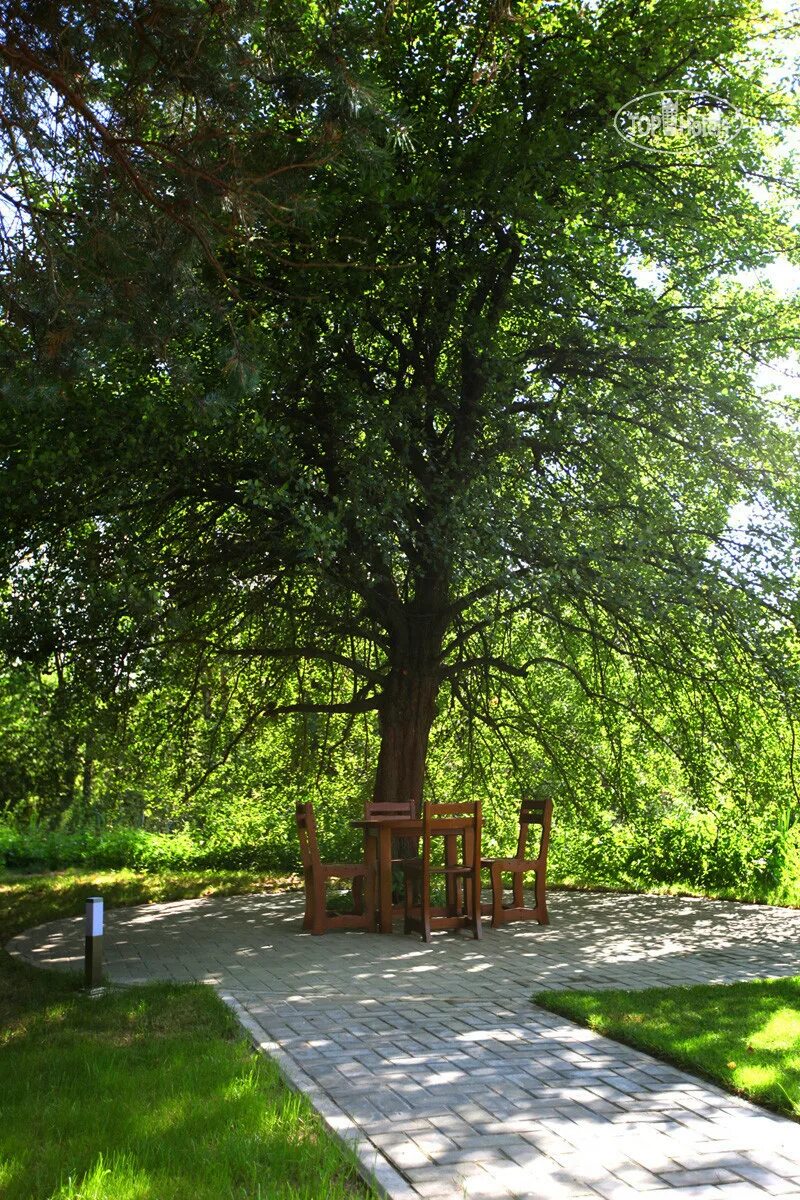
516,795,554,862
421,801,482,890
365,798,416,821
295,802,321,877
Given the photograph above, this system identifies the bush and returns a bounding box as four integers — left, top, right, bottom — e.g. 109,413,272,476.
1,803,798,907
548,803,800,903
0,823,294,874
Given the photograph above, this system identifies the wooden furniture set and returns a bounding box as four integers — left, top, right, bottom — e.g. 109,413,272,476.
295,794,553,941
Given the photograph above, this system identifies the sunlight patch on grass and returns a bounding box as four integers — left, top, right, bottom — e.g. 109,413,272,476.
749,1006,800,1051
549,874,800,908
53,1152,151,1200
535,976,800,1119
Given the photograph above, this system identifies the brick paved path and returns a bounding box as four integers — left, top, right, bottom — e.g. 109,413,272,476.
9,890,800,1199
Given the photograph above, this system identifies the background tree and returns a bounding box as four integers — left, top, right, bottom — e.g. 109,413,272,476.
3,0,800,816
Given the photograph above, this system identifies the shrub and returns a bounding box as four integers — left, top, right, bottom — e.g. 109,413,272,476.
1,804,797,907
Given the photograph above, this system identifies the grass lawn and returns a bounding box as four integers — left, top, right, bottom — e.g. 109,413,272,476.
547,873,800,909
0,868,375,1200
534,977,800,1120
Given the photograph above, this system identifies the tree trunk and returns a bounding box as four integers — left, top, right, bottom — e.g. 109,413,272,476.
372,613,445,814
372,667,439,813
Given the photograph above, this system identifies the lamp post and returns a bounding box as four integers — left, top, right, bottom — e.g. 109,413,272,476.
84,896,103,990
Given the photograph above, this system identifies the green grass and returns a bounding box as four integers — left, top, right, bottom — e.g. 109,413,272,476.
0,867,374,1200
534,977,800,1120
547,871,800,909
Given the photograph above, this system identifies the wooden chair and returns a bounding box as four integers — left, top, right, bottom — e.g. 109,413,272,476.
481,796,553,928
365,798,417,916
401,801,482,943
295,802,374,935
365,800,416,821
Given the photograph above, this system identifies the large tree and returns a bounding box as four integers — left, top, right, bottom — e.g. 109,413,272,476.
3,0,800,811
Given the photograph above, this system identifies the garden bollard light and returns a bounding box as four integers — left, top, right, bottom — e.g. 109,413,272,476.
84,896,103,990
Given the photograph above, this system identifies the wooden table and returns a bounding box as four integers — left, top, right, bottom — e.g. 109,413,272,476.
351,816,475,934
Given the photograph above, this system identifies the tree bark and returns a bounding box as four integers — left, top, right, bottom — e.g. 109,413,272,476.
371,608,447,815
372,667,439,813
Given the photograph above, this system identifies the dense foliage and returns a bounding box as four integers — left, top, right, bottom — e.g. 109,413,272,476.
1,651,799,903
2,1,800,892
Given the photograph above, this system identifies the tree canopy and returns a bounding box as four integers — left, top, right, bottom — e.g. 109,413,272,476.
3,0,800,813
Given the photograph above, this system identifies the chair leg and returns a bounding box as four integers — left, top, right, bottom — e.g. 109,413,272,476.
471,880,482,940
302,874,314,930
404,871,414,935
444,833,457,914
535,869,549,925
311,877,326,935
491,864,504,927
512,870,524,910
420,883,431,942
364,863,376,932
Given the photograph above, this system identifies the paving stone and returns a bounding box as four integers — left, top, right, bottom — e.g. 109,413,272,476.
411,1182,462,1199
730,1162,800,1194
657,1169,744,1187
9,887,800,1200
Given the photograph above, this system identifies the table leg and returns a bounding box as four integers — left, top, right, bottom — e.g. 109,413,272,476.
364,829,378,932
465,825,475,920
379,823,394,933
